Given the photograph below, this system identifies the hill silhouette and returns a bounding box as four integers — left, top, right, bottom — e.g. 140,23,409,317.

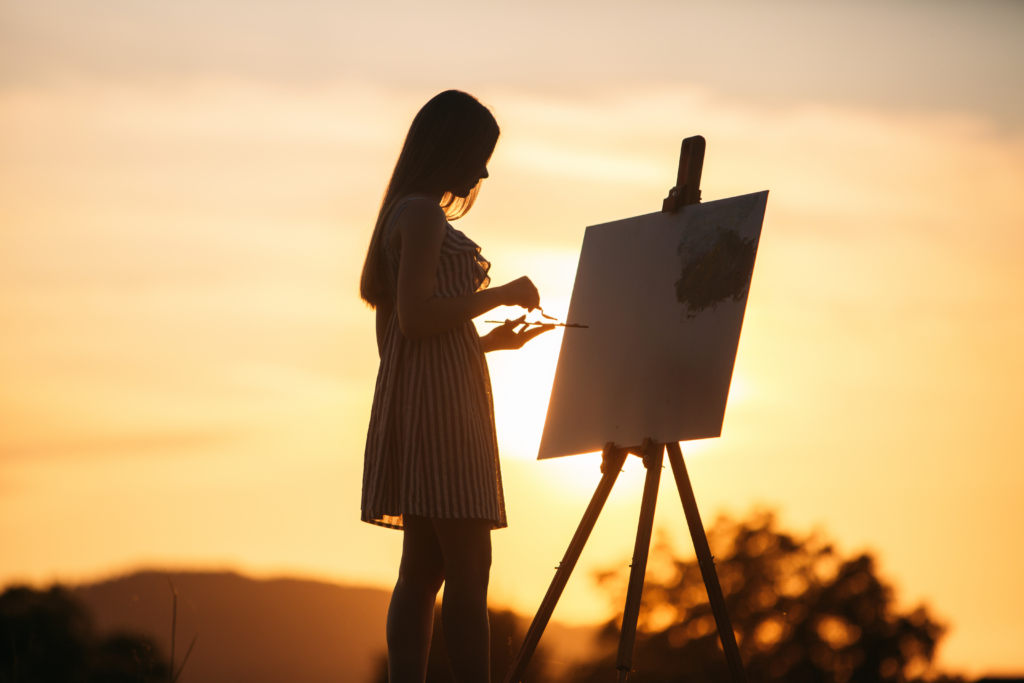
74,571,391,683
70,570,597,683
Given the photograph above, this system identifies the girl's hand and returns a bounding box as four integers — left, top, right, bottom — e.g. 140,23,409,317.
482,315,554,352
501,276,541,311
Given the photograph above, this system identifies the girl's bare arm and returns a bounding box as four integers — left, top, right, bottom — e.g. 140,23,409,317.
394,201,539,340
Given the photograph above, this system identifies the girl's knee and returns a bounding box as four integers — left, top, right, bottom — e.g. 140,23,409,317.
398,560,444,595
470,545,492,576
445,551,490,591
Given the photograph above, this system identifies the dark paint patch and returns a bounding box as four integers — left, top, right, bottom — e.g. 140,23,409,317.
675,228,757,319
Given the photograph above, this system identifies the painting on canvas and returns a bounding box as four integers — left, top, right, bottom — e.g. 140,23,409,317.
538,191,769,459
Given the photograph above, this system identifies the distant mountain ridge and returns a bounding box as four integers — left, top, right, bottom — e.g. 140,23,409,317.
74,571,391,683
72,570,597,683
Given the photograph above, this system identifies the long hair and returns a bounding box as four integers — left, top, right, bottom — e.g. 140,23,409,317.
360,90,500,309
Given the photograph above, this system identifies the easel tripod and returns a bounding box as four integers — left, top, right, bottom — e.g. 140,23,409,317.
503,137,748,683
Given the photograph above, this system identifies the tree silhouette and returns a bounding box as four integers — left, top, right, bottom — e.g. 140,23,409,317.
0,585,169,683
371,607,552,683
565,511,962,683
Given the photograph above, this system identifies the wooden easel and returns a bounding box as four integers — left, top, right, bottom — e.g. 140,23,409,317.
503,137,747,683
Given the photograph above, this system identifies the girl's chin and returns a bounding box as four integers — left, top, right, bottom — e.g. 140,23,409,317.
450,180,481,198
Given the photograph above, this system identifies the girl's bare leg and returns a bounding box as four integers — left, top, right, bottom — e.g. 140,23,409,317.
432,517,492,683
387,515,445,683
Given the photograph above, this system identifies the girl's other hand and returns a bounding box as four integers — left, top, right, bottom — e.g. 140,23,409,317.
501,276,541,311
482,315,554,352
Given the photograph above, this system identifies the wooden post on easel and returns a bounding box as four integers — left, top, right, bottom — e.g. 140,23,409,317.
613,439,663,682
503,136,748,683
662,135,705,212
666,442,746,682
502,443,628,683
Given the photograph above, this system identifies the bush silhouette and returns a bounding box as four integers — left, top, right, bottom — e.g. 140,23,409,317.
0,585,168,683
565,511,962,683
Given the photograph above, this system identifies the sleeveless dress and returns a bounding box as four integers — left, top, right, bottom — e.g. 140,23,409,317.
361,197,507,530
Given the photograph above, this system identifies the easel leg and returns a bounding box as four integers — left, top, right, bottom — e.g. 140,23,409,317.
503,444,629,683
614,442,664,683
665,442,747,683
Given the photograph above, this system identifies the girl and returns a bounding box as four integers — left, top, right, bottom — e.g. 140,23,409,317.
360,90,551,683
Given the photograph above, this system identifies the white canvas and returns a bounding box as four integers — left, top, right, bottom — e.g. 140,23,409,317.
538,191,769,459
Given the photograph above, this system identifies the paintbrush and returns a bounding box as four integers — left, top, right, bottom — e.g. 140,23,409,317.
485,308,589,328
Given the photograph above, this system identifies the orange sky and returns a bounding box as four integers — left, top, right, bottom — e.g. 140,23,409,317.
1,0,1023,676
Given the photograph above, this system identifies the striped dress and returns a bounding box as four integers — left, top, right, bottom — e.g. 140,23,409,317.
361,197,507,530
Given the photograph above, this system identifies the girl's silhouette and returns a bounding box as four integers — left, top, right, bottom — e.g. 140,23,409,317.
360,90,551,683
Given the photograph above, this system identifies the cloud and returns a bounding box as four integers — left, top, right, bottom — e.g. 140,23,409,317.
2,0,1022,128
0,431,234,461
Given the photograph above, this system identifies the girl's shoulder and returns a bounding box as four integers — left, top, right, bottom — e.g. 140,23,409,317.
394,194,446,220
388,195,448,249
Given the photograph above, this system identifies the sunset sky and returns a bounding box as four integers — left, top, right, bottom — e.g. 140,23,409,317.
2,0,1023,675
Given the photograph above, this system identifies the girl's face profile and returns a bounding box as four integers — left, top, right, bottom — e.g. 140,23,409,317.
451,163,489,199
